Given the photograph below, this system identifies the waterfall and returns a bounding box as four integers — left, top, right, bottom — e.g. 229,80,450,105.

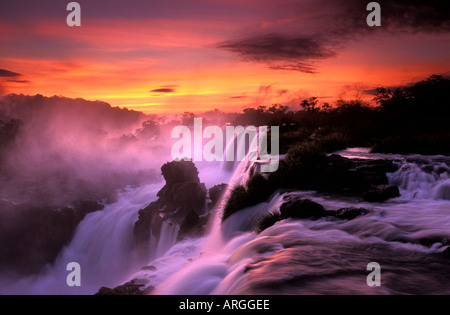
0,183,163,294
155,221,180,258
152,134,265,295
4,146,449,295
388,161,450,200
202,132,260,251
336,147,450,201
153,149,450,295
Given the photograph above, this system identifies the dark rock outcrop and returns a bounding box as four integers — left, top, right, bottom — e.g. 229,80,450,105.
96,280,154,296
141,265,157,271
209,184,228,209
279,197,370,221
227,154,400,220
133,161,208,258
178,210,210,241
280,196,326,219
363,185,400,202
257,197,371,233
335,207,369,220
317,156,400,196
0,200,104,275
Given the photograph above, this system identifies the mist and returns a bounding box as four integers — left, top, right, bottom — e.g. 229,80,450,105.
0,94,177,205
0,94,176,275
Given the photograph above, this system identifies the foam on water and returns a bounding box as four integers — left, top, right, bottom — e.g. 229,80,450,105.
2,148,449,294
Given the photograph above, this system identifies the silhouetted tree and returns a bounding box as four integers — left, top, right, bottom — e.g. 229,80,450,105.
321,102,331,110
300,97,319,112
181,112,196,126
137,115,165,139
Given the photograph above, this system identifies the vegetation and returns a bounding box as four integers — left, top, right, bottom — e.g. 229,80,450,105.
222,173,278,222
256,212,282,233
222,185,249,221
206,75,450,221
221,74,450,156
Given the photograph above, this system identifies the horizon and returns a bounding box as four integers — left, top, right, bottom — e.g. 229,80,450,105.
1,0,449,114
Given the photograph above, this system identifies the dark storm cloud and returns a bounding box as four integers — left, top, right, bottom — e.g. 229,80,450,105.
314,0,450,35
269,63,317,74
0,69,22,78
0,69,30,84
378,0,450,32
218,0,450,73
219,34,335,62
218,34,336,73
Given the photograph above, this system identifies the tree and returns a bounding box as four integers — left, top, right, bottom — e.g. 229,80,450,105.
335,99,368,109
137,115,165,139
300,97,319,112
181,112,196,126
267,104,289,115
321,102,331,110
373,75,450,114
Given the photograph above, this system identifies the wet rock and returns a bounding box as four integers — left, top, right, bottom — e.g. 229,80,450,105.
161,160,201,185
95,280,153,295
133,161,208,258
178,210,210,241
280,197,326,219
315,156,398,194
209,184,228,209
363,185,400,202
256,212,282,233
0,200,104,275
141,265,157,271
335,207,369,220
277,195,373,223
353,159,399,174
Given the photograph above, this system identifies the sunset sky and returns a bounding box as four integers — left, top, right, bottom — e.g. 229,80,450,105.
1,0,449,113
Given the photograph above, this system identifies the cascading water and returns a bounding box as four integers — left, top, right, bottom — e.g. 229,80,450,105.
3,147,449,295
337,147,450,201
389,161,450,200
122,133,262,294
152,148,450,295
0,127,260,294
155,221,181,258
1,183,163,295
